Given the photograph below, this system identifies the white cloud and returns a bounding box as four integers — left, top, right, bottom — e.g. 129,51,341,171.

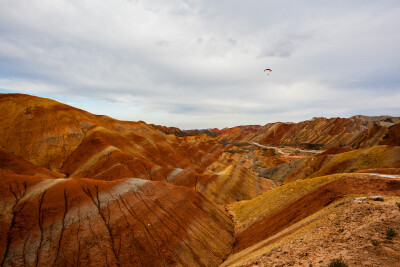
0,79,67,94
0,0,399,128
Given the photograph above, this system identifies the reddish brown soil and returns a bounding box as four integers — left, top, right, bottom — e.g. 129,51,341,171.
319,146,352,156
2,93,400,266
0,93,270,204
258,123,296,144
230,197,400,267
381,124,400,146
150,124,188,137
0,149,63,178
233,175,400,253
0,172,234,266
356,168,400,175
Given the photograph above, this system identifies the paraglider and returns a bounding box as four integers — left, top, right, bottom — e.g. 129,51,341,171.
264,68,272,75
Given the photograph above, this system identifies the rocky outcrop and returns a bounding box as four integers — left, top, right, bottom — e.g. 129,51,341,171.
0,171,234,266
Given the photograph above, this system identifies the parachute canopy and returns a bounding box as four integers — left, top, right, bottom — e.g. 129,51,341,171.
264,68,272,72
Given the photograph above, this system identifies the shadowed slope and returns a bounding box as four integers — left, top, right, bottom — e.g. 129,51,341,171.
0,148,63,178
228,173,400,255
224,190,400,267
0,171,234,266
381,123,400,146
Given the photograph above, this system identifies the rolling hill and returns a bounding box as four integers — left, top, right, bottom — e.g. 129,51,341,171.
1,93,399,266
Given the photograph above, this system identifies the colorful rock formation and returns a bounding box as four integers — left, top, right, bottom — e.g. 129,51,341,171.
1,93,400,266
0,172,234,266
216,116,400,148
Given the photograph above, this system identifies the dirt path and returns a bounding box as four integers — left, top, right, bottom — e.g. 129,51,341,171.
367,173,400,179
250,142,321,155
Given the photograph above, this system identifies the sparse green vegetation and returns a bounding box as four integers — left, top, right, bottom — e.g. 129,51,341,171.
218,139,230,145
262,147,276,153
225,149,244,154
372,196,384,201
301,143,324,150
218,140,250,146
396,202,400,210
230,142,250,146
270,142,324,150
225,146,255,154
371,240,379,246
386,228,398,240
328,258,348,267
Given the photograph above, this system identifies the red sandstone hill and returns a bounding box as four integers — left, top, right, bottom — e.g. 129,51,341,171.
0,171,234,266
0,93,270,205
161,115,400,149
0,148,64,178
150,124,220,138
215,116,400,148
1,93,400,266
149,124,188,137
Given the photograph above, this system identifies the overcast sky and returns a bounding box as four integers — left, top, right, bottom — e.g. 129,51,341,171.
1,0,399,129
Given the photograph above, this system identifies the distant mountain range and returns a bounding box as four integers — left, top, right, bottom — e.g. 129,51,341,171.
154,114,400,148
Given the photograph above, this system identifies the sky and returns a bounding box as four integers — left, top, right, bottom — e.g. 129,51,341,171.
1,0,399,129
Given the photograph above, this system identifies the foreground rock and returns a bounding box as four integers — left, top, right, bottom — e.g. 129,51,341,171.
224,173,400,266
225,194,400,266
0,171,234,266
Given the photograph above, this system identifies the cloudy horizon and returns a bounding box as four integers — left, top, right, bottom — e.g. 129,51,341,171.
1,0,399,129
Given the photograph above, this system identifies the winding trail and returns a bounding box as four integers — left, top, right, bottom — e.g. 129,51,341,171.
250,142,321,155
367,173,400,179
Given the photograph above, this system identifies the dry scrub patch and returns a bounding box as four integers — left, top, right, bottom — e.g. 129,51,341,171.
223,196,400,267
227,174,342,234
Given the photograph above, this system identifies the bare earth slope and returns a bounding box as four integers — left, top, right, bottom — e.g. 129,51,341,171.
224,173,400,266
0,148,64,178
224,193,400,266
0,171,234,266
0,93,270,205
